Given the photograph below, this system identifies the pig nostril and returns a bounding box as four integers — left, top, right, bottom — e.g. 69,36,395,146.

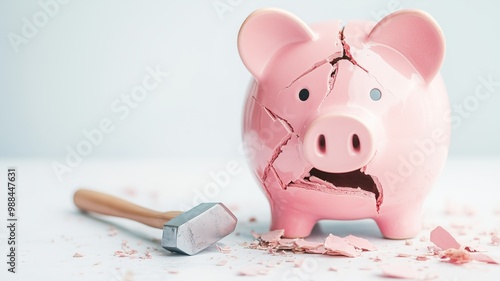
352,134,360,153
318,134,326,155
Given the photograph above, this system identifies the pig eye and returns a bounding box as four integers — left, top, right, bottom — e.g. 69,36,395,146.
299,88,309,101
370,88,382,101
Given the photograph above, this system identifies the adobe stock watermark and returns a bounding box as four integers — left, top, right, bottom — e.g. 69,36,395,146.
178,161,242,211
282,257,319,281
213,0,243,21
108,268,168,281
446,74,500,129
346,0,404,49
51,65,169,182
370,0,402,22
385,74,499,184
7,0,72,54
178,106,291,210
176,140,255,211
384,126,448,186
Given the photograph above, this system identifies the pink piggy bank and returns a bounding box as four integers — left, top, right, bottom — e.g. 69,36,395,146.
238,8,450,239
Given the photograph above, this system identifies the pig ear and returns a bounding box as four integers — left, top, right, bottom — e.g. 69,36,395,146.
238,8,315,81
367,10,445,84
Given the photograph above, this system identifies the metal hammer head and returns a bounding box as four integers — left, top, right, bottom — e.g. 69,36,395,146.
161,203,237,255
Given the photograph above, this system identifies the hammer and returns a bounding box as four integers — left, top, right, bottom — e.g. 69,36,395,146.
73,189,237,255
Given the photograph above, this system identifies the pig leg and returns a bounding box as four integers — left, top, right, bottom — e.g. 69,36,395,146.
270,206,318,238
374,205,422,239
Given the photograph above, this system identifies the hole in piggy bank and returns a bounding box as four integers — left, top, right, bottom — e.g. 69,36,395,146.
317,134,326,155
351,134,360,153
307,168,379,199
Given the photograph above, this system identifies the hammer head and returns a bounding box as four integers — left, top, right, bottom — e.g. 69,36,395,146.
161,203,237,255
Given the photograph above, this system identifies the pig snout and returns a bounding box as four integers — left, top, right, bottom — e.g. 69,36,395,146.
302,111,381,173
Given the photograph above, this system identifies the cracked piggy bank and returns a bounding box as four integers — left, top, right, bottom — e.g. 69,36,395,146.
238,9,450,239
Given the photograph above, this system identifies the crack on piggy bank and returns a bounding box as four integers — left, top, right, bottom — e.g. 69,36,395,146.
249,97,296,190
256,103,297,189
340,27,401,102
282,28,368,107
371,175,384,211
338,27,368,73
269,166,285,190
259,102,383,211
258,27,385,212
321,63,338,106
251,96,296,135
283,53,342,90
263,108,294,134
262,133,293,190
319,28,371,108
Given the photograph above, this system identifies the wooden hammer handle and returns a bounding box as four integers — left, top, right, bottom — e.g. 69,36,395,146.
73,189,182,229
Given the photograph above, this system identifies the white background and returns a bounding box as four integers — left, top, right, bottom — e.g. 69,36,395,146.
1,0,500,162
1,158,499,281
0,1,500,280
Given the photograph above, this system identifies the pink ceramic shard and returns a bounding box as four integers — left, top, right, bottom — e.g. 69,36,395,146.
277,239,296,250
427,245,441,256
416,256,428,261
294,239,323,250
294,258,304,267
108,226,118,237
344,235,377,251
324,234,360,257
492,234,500,245
463,246,478,253
441,249,472,264
216,260,228,266
238,266,269,276
260,229,284,243
140,251,152,260
430,226,460,250
216,244,232,254
471,253,500,264
251,230,260,239
278,238,296,246
396,253,411,258
305,245,327,254
239,8,449,239
238,266,259,276
114,249,138,257
380,264,420,279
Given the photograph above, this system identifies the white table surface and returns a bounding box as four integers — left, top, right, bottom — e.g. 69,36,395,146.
0,157,499,280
